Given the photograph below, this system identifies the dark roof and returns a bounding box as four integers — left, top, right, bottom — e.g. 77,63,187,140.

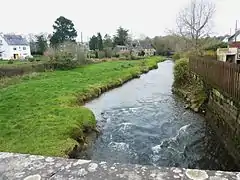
128,40,154,50
3,35,29,45
217,35,230,41
228,30,240,42
139,42,153,49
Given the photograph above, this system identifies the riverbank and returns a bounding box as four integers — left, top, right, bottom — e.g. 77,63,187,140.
172,58,207,113
83,59,238,171
172,82,207,113
0,56,164,157
172,57,240,169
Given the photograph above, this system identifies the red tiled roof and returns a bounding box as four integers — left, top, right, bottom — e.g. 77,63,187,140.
229,42,240,48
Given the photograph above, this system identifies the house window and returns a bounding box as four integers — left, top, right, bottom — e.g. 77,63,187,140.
23,47,26,50
13,47,17,50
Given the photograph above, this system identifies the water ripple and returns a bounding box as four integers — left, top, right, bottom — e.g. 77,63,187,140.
85,61,238,171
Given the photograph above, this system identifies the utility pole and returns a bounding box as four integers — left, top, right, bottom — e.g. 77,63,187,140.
81,32,83,44
235,20,238,42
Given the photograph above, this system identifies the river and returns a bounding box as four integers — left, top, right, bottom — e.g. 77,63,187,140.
85,60,238,171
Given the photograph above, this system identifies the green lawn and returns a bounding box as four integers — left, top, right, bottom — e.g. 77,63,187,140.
0,56,164,157
0,60,31,67
0,56,49,67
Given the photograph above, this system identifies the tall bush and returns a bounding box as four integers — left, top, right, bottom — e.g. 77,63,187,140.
173,58,191,87
45,42,87,69
76,46,87,64
172,53,181,60
104,48,113,58
97,51,105,59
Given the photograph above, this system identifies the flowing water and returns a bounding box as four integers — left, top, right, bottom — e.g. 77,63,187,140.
85,60,238,171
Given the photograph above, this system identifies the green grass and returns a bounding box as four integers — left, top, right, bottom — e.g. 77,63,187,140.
0,60,30,66
0,56,49,68
0,56,164,157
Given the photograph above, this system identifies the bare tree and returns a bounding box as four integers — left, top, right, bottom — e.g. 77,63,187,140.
176,0,216,53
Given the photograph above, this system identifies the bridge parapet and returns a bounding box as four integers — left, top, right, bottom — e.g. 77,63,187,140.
0,152,239,180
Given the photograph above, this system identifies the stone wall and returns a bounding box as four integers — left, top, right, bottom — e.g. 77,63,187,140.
0,152,239,180
206,88,240,166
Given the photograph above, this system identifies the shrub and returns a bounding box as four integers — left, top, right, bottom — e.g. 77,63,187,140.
35,57,41,62
119,57,127,60
204,50,216,57
89,54,96,58
97,51,105,59
130,55,144,60
76,46,87,64
7,60,14,64
0,63,51,78
45,42,87,70
120,52,131,60
205,42,228,51
173,58,191,87
104,48,113,58
50,51,76,70
113,54,120,58
28,58,35,62
88,52,96,58
172,53,181,60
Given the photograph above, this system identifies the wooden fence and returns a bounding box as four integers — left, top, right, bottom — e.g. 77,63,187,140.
189,56,240,102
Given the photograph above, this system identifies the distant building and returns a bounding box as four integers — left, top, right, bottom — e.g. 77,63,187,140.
0,34,31,60
228,30,240,48
217,35,230,43
217,30,240,64
138,41,156,56
113,45,130,54
113,41,156,57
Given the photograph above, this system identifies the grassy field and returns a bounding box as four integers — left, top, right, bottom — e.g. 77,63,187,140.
0,56,164,157
0,56,49,67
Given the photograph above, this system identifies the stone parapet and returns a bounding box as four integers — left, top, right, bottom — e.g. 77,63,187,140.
0,152,239,180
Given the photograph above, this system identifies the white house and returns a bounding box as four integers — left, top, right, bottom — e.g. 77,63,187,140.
0,34,31,60
217,30,240,64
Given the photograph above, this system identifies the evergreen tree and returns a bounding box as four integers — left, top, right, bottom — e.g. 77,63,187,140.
113,27,129,46
97,33,103,50
103,34,113,48
89,35,98,50
36,35,48,55
50,16,77,47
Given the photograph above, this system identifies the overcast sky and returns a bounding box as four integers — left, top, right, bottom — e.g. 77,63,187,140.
0,0,239,41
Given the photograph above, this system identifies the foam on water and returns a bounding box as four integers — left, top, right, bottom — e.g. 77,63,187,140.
108,142,130,152
118,123,133,133
85,61,238,171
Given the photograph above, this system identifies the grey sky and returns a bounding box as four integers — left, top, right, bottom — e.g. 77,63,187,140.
0,0,239,41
